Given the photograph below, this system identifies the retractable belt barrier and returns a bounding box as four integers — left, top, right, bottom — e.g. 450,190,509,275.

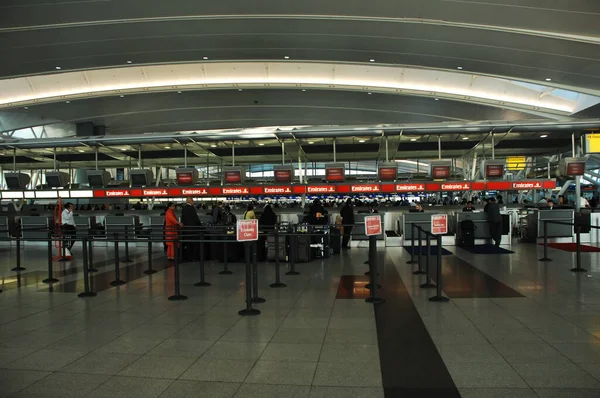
409,223,450,303
0,223,386,315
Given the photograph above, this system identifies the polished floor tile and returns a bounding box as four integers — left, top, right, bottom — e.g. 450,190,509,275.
4,349,87,371
312,362,382,387
233,383,310,398
60,351,140,375
458,388,538,398
146,338,213,358
319,344,379,363
0,369,51,397
11,372,111,398
118,354,196,379
259,343,322,362
180,359,256,382
203,341,267,361
245,360,317,385
492,342,570,364
445,363,528,388
85,375,173,398
512,363,600,389
159,380,239,398
308,386,384,398
95,336,163,355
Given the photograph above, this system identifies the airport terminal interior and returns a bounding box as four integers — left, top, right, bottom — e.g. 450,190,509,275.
1,1,600,397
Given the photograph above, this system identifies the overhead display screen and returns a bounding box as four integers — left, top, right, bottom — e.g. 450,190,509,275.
325,163,345,182
431,165,450,179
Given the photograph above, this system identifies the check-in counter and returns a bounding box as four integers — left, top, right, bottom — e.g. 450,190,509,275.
104,215,141,240
591,212,600,245
456,212,512,245
536,209,574,241
73,216,96,238
0,216,9,244
20,216,51,242
402,212,455,246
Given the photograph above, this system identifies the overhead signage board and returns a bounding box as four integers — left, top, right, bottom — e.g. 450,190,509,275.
506,156,527,171
264,186,292,194
307,185,336,194
222,187,249,195
395,183,425,192
364,215,382,236
351,184,380,193
378,162,398,181
585,134,600,154
223,166,246,184
325,163,345,182
440,182,471,191
182,188,208,196
431,214,448,235
236,219,258,242
431,165,450,179
273,165,294,183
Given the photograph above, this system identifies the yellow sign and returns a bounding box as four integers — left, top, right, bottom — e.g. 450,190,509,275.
586,134,600,154
506,156,527,171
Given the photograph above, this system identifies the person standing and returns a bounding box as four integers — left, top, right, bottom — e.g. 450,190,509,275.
211,201,223,224
181,197,200,261
340,199,354,249
259,204,277,229
244,204,256,220
165,202,183,261
61,202,76,252
484,197,502,247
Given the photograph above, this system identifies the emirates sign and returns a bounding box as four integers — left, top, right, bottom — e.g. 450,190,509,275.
307,185,336,193
351,184,380,193
264,186,292,194
222,187,249,195
441,183,471,191
512,181,542,190
143,189,169,196
182,188,208,195
105,189,129,197
396,183,425,192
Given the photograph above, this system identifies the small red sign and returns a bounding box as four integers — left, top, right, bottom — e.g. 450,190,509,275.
512,181,543,190
485,164,504,178
441,182,471,191
351,184,380,193
566,162,585,176
249,186,263,195
222,187,249,195
93,190,106,197
224,171,242,183
307,185,336,194
395,183,425,192
177,173,194,185
182,188,208,196
431,166,450,179
274,170,293,183
364,215,382,236
431,214,448,235
142,188,169,197
264,186,292,194
325,167,345,182
104,189,130,197
378,167,397,181
237,219,258,242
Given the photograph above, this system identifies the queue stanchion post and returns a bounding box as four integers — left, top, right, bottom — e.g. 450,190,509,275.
43,230,59,284
144,229,157,275
270,228,287,288
123,226,132,262
420,232,436,289
571,224,587,273
11,232,25,272
251,241,266,303
239,241,260,316
413,226,426,275
365,235,385,304
195,232,211,287
407,223,417,264
168,238,188,301
87,237,98,273
429,235,449,302
539,220,552,262
286,232,299,276
78,238,97,298
219,237,232,275
109,233,126,286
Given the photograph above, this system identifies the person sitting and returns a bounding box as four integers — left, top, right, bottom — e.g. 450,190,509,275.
462,201,475,212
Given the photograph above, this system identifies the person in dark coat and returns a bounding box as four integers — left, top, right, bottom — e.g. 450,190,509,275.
211,201,223,225
340,199,355,249
181,197,200,260
259,204,277,230
309,199,327,225
484,197,502,247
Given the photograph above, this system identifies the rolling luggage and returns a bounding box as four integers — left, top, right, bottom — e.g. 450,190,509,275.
459,219,476,247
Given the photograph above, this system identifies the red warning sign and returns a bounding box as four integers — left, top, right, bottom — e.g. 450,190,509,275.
365,215,382,236
431,214,448,235
237,219,258,242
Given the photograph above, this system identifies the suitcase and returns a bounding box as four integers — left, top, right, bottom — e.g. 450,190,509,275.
294,234,312,262
267,235,287,261
459,220,476,247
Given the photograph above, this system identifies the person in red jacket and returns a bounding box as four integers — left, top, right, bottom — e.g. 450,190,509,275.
165,202,183,260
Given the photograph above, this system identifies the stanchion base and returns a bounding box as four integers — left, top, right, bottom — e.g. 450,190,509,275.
143,269,157,275
412,270,427,275
429,296,450,302
286,271,300,275
238,308,261,316
365,297,385,304
365,283,382,290
420,283,437,289
252,297,266,303
168,294,188,301
77,292,97,298
88,268,98,273
122,258,133,263
194,281,211,287
109,280,126,286
11,267,26,272
571,268,588,273
42,278,59,284
539,258,552,262
406,260,417,264
270,282,287,288
219,270,233,275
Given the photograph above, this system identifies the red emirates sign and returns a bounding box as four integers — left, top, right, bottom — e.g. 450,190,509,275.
512,181,543,190
431,214,448,235
365,215,382,236
431,166,450,179
237,219,258,242
351,184,380,193
307,185,336,194
106,189,130,197
142,188,169,197
378,167,397,181
395,183,425,192
274,170,293,183
485,165,504,178
325,167,345,182
264,186,292,194
224,171,242,183
222,187,249,195
182,188,208,196
441,182,471,191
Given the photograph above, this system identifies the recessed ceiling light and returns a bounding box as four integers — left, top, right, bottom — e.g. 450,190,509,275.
462,137,469,140
177,91,182,94
369,59,375,62
410,138,417,141
540,134,548,138
24,106,28,110
308,141,314,144
119,95,124,98
78,150,85,153
210,144,217,148
359,140,366,143
545,78,552,81
457,66,463,70
302,89,306,92
120,148,126,151
258,143,265,146
368,92,372,95
65,101,70,104
55,66,61,70
238,89,242,92
164,146,170,149
434,98,439,101
126,60,132,64
203,56,209,60
284,56,290,59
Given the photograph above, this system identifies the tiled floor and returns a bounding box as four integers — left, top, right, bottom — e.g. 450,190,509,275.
1,242,600,397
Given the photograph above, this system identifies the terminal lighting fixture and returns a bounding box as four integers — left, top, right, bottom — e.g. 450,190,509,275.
203,56,209,60
210,144,217,148
434,98,439,101
258,143,265,146
284,56,290,59
78,150,85,152
462,137,469,140
126,60,132,64
457,66,463,70
55,66,61,70
308,141,314,144
368,92,372,95
545,78,552,81
164,146,170,149
540,134,548,138
410,138,417,141
358,140,366,143
369,59,375,62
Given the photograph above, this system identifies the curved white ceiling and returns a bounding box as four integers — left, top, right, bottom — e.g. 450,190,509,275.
1,61,598,116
